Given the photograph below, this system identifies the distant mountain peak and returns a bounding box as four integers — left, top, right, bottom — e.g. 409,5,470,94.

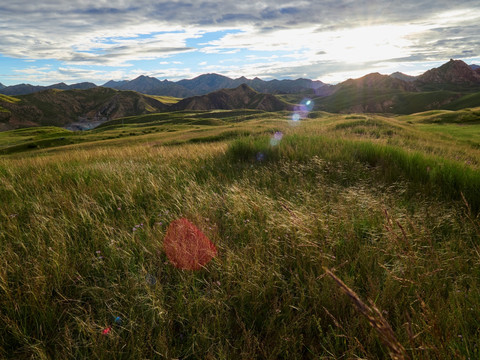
171,83,290,112
237,83,255,91
341,72,416,91
416,59,480,86
131,75,159,82
390,72,417,82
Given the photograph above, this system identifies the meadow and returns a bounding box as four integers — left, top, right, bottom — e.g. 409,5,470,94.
1,108,480,359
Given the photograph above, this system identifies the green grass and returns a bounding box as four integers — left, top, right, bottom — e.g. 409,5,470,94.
404,108,480,124
445,92,480,110
147,95,182,105
314,87,480,115
1,109,480,358
0,94,21,104
0,127,76,154
0,110,290,154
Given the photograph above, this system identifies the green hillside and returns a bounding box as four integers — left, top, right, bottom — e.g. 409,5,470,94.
314,88,473,114
1,109,480,358
0,87,170,130
445,92,480,110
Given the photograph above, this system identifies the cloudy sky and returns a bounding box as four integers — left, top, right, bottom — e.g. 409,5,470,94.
1,0,480,86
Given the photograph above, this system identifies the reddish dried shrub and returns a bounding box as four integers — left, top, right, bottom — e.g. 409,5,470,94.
163,218,217,270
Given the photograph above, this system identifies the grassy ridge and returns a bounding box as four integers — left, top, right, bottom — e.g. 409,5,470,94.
1,110,480,358
146,95,181,105
0,110,287,155
0,94,20,104
227,134,480,212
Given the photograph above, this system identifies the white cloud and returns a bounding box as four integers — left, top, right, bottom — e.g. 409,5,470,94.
1,1,480,84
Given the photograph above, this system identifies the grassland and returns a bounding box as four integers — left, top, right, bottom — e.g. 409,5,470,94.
1,108,480,359
147,95,181,105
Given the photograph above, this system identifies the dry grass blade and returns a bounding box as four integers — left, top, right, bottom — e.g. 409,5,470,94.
324,267,409,360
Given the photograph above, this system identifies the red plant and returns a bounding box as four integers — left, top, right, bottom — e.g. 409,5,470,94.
163,218,217,270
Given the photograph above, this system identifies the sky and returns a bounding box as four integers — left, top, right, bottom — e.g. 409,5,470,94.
1,0,480,86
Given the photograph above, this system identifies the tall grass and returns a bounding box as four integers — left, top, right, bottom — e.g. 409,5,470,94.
1,115,480,358
226,134,480,212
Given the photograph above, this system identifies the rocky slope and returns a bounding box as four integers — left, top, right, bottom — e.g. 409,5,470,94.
170,84,292,111
415,59,480,89
0,87,169,131
314,60,480,113
339,73,418,92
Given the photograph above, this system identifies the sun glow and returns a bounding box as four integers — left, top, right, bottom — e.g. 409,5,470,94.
318,24,422,63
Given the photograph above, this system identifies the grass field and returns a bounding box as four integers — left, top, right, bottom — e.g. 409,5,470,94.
1,108,480,359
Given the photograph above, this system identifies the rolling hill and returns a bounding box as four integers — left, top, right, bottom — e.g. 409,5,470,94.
0,87,169,131
314,72,418,113
314,60,480,113
170,84,292,111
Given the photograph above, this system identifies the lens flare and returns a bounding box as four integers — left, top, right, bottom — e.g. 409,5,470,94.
145,273,157,286
291,98,314,124
270,131,283,146
256,152,265,162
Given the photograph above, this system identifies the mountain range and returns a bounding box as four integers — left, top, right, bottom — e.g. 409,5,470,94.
0,82,97,96
1,61,479,99
0,74,327,97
